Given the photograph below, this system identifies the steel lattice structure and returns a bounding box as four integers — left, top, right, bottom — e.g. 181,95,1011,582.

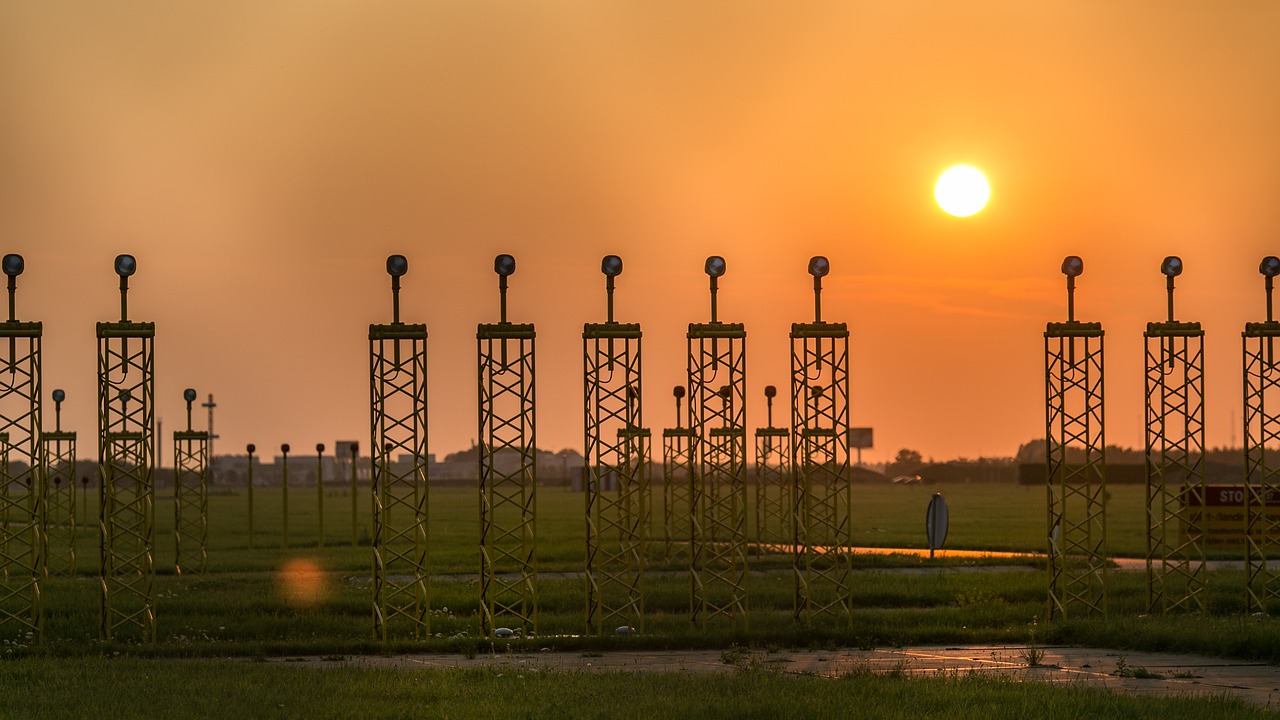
790,257,852,624
478,255,537,637
662,387,694,567
97,254,156,641
687,256,748,629
1144,257,1206,615
583,256,646,635
754,387,791,545
41,391,76,578
0,254,42,640
1044,256,1107,620
1244,257,1280,615
173,390,209,575
370,255,430,640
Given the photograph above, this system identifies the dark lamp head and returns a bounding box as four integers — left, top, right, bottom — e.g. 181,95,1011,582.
672,386,686,399
601,255,623,277
704,256,726,277
183,388,197,403
1261,256,1280,277
1061,256,1083,277
114,254,137,277
764,385,777,398
808,256,830,278
247,443,256,454
52,389,65,403
386,254,408,277
494,254,516,277
2,254,23,277
1161,256,1183,277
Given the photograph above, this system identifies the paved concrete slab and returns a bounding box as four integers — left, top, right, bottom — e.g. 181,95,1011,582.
272,645,1280,709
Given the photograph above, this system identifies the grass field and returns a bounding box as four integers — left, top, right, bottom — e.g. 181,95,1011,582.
41,480,1159,577
0,656,1272,720
3,481,1277,718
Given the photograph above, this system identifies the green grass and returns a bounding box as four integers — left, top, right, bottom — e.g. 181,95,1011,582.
0,657,1269,720
48,482,1153,577
9,481,1280,718
10,483,1278,663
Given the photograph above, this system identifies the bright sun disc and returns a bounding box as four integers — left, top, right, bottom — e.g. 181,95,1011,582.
934,165,990,217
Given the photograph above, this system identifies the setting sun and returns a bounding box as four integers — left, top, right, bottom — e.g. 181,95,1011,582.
934,165,990,217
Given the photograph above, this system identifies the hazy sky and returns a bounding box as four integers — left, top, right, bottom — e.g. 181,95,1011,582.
2,2,1279,465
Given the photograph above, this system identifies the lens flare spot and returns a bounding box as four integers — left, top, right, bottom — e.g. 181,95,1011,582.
277,557,328,609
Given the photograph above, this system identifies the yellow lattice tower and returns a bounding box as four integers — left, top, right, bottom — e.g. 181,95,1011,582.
687,256,748,629
662,387,694,565
790,257,852,625
97,254,156,641
1245,256,1280,615
478,254,537,637
173,388,209,575
754,386,791,546
370,255,430,640
1044,256,1107,620
41,389,76,578
0,254,44,644
1144,256,1206,614
583,255,647,635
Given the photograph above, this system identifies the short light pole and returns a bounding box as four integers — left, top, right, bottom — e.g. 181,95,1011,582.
80,476,90,527
281,443,290,549
316,443,326,548
349,442,359,547
246,444,256,550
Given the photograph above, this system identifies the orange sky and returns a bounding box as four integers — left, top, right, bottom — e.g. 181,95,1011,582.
2,2,1279,465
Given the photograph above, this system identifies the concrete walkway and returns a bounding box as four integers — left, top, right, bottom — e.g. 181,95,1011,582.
274,645,1280,709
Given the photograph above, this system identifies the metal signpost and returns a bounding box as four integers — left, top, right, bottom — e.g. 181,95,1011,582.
1144,256,1207,614
478,254,537,637
754,385,790,545
1244,256,1280,614
790,256,853,624
0,254,43,640
42,389,76,577
687,256,748,629
97,254,156,641
1044,256,1107,619
583,256,646,635
369,255,430,640
173,388,209,574
926,492,949,559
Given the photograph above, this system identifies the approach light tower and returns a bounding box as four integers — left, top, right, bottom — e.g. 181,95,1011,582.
1044,256,1107,620
97,253,156,641
790,256,853,624
687,255,748,629
0,254,44,641
1244,256,1280,615
369,254,430,640
583,255,647,635
1144,256,1207,614
173,388,209,574
754,385,791,545
42,389,77,578
478,254,537,637
662,386,694,563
